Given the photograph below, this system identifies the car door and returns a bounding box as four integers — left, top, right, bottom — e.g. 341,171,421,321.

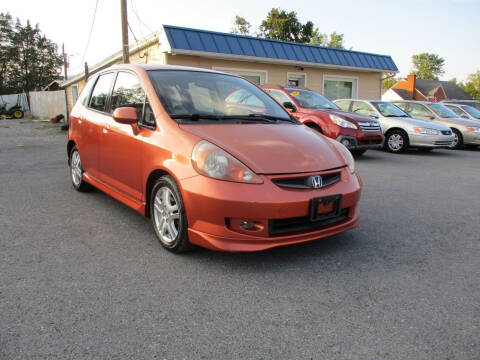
82,72,116,180
100,71,150,202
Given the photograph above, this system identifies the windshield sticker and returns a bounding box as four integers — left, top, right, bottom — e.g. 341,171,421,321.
290,91,300,96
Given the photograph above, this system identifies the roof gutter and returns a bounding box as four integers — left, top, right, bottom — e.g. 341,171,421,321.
61,35,159,88
169,48,398,73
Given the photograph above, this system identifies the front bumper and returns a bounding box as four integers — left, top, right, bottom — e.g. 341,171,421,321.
409,133,455,148
179,168,362,251
336,134,384,150
462,131,480,146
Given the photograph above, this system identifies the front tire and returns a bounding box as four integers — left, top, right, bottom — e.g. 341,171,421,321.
150,176,193,253
69,146,92,192
385,130,409,153
449,129,463,149
13,110,24,119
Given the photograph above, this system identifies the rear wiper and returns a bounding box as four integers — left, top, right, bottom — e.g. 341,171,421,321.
170,113,222,121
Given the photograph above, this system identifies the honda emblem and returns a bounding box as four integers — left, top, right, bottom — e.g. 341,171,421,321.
310,175,323,189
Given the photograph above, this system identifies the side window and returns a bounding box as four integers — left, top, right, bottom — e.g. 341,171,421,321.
446,105,466,117
351,101,374,116
143,100,156,128
89,73,114,112
111,72,145,120
335,100,351,111
265,90,292,106
393,102,408,111
78,76,96,106
408,103,434,117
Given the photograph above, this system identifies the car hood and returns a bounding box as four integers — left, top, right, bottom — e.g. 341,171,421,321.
394,117,451,130
438,117,480,127
301,108,376,123
384,116,450,130
179,124,345,174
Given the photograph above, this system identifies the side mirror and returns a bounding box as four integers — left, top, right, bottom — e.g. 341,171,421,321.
112,107,138,124
283,101,297,112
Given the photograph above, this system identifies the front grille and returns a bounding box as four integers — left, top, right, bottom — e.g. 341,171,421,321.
358,139,383,145
272,172,341,189
441,130,452,135
269,208,350,236
358,121,382,133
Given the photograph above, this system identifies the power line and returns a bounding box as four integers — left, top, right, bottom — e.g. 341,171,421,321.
79,0,100,66
131,0,154,34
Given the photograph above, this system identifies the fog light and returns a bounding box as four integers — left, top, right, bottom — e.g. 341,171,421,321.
240,220,255,229
341,139,350,147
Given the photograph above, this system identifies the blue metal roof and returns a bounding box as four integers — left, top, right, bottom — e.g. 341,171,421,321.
163,25,398,72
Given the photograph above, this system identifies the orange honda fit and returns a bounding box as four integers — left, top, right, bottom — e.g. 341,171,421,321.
68,64,361,252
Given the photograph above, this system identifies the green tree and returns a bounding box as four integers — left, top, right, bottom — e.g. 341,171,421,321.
382,74,398,94
0,13,63,95
231,16,251,35
258,8,314,43
309,29,345,49
411,53,445,80
459,71,480,99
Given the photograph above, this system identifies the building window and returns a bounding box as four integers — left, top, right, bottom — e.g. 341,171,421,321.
71,85,79,104
287,72,306,88
212,67,267,85
323,75,358,100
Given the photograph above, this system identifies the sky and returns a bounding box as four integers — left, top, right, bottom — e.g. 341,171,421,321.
3,0,480,81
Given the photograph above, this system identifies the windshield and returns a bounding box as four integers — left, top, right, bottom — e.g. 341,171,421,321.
287,89,339,110
147,70,291,122
462,105,480,119
429,103,457,118
372,102,408,117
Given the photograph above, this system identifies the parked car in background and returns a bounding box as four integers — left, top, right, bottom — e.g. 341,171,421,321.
391,101,480,149
444,103,480,121
442,100,480,111
261,87,383,156
68,64,362,253
334,99,454,153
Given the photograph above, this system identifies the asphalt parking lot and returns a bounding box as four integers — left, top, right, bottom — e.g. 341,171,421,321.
0,120,479,359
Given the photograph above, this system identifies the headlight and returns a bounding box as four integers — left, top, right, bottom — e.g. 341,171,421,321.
325,137,355,174
329,114,357,129
414,127,439,135
191,140,263,184
467,127,480,133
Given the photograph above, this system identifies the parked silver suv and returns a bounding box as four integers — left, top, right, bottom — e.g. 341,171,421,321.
334,99,454,153
391,101,480,149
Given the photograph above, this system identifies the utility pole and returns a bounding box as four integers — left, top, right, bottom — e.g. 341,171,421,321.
62,43,68,80
120,0,129,63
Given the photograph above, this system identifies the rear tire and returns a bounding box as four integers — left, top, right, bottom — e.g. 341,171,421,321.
69,146,92,192
150,175,193,253
13,110,24,119
385,130,409,153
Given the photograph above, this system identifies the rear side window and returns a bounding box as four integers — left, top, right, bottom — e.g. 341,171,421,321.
335,100,351,111
351,101,374,116
265,90,292,106
393,102,408,111
407,103,434,117
89,73,114,112
111,72,146,120
445,105,466,117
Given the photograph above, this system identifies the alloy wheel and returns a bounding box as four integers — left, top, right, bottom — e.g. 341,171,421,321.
449,132,459,149
153,187,180,244
71,150,83,187
388,134,404,151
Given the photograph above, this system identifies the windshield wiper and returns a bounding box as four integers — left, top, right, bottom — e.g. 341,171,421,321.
232,113,297,123
170,113,223,121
